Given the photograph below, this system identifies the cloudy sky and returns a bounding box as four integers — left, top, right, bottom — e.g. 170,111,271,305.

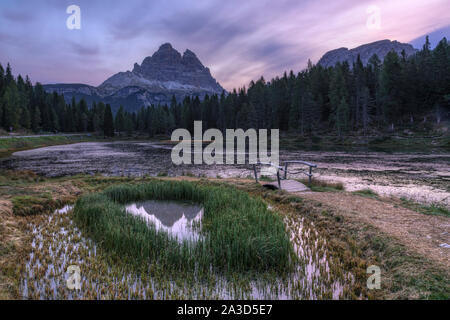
0,0,449,90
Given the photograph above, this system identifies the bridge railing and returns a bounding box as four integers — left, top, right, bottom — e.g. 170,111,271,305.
252,160,317,188
283,161,317,185
252,162,284,188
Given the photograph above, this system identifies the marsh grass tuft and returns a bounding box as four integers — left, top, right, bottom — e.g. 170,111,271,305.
299,178,344,192
352,189,378,198
12,193,63,216
73,180,295,275
399,198,450,217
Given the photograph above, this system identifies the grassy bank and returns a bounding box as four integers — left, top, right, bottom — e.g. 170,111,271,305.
73,180,294,274
1,172,448,299
0,135,99,158
398,198,450,217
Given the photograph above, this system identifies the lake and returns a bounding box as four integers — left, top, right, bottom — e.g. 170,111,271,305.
1,141,449,207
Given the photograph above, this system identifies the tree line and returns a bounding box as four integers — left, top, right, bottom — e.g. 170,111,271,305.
1,37,448,137
0,64,117,136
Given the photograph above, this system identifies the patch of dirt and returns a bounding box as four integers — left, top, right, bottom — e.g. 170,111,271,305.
300,192,450,269
29,181,82,200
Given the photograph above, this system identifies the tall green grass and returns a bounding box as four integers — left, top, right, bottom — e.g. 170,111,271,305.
73,180,295,274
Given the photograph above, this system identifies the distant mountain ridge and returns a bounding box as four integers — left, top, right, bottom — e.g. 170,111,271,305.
317,39,418,68
45,39,420,113
44,43,225,113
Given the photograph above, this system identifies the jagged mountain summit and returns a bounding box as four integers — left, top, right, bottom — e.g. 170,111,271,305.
317,39,418,68
44,43,225,113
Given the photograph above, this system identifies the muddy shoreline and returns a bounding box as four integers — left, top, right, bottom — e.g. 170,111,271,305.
1,141,449,207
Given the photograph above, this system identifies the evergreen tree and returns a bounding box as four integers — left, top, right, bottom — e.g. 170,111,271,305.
5,63,14,85
31,105,41,133
20,105,31,129
329,64,348,129
3,84,20,130
380,51,402,129
124,112,134,135
0,63,4,95
103,104,114,137
336,97,349,136
115,106,125,133
0,36,447,135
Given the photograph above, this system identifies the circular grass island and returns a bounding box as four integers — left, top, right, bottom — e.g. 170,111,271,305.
73,180,296,275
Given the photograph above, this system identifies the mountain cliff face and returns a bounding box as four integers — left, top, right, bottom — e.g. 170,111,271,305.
43,43,224,113
318,39,418,68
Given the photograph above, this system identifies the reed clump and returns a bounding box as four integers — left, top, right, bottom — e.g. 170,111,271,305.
73,180,295,275
12,194,63,216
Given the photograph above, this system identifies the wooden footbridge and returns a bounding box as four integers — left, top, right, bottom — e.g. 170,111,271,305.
252,161,317,192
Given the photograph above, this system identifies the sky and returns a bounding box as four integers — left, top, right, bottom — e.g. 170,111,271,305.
0,0,449,91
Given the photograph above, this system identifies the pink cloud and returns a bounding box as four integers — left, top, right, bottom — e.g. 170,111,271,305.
1,0,448,90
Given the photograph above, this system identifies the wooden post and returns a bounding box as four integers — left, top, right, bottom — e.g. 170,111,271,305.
308,166,312,185
253,164,258,183
284,163,288,180
277,170,281,189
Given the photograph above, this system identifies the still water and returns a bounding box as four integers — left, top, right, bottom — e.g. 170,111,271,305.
125,200,203,242
2,141,449,206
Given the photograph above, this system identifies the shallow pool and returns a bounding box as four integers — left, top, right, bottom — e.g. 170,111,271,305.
125,200,203,242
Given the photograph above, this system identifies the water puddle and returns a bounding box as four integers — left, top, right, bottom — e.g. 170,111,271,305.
125,200,203,242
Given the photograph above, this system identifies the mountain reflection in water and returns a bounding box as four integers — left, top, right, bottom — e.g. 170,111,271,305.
125,200,203,242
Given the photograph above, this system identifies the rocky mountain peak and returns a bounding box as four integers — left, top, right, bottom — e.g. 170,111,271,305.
158,42,174,50
45,43,227,112
122,44,222,92
150,42,182,64
318,39,418,68
182,49,204,70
